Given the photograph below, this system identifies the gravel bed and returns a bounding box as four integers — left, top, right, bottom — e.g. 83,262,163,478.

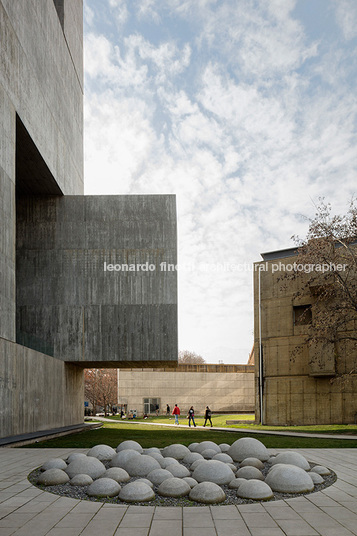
28,458,337,507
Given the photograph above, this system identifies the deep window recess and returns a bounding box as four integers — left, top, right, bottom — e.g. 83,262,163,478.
293,305,312,326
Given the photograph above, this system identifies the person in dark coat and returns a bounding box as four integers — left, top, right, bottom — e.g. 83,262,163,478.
187,406,196,427
203,406,213,427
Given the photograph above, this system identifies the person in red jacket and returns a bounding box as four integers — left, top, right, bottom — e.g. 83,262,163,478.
172,404,180,425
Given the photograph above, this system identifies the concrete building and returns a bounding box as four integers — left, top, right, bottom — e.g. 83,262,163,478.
254,248,357,425
0,0,177,442
117,364,255,416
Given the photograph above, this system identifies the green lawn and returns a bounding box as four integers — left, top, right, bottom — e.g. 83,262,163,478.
108,414,357,435
24,421,357,449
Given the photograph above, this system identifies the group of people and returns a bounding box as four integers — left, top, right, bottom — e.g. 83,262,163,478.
167,404,213,427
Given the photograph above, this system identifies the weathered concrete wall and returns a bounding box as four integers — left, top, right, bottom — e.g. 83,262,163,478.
0,0,84,439
0,0,83,342
254,254,357,425
16,195,178,366
118,365,255,415
0,337,84,437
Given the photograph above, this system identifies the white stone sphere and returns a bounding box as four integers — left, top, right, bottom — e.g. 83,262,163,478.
192,460,235,485
237,479,273,500
228,438,269,462
119,481,155,502
67,453,87,464
166,464,190,478
201,448,219,459
271,452,310,471
265,464,314,493
157,477,191,497
310,465,331,476
309,472,324,484
65,457,106,480
99,467,130,483
195,441,221,455
41,458,67,471
135,478,154,488
110,449,141,468
189,482,226,504
147,468,174,486
159,457,179,468
228,477,246,489
162,444,190,460
70,474,93,486
125,455,161,477
87,444,116,462
212,453,233,464
183,477,198,488
191,459,208,471
183,452,204,465
240,457,265,469
37,469,70,486
219,443,231,453
116,440,143,453
87,478,121,497
188,442,200,452
236,466,264,481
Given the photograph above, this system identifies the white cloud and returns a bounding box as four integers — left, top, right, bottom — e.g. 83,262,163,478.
333,0,357,40
83,0,357,362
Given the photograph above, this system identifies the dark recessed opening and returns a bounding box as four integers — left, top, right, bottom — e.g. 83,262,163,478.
16,115,63,196
293,305,312,326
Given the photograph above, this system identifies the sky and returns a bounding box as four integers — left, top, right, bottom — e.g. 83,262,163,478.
83,0,357,364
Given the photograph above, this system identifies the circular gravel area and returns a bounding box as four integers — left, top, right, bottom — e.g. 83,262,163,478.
28,443,337,507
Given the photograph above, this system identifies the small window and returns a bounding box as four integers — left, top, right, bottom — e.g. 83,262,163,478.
143,398,160,414
293,305,312,326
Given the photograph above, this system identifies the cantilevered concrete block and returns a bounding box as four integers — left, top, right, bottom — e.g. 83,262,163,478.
16,194,178,367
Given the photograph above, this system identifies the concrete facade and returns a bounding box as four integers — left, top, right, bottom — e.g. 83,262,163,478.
254,249,357,425
117,364,255,415
16,194,177,366
0,0,177,440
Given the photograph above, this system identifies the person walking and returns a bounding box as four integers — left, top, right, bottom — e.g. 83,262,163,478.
155,404,160,416
172,403,180,425
187,406,196,427
203,406,213,427
166,404,170,416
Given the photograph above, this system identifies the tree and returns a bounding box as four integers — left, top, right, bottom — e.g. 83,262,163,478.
178,350,206,364
287,198,357,377
84,369,118,416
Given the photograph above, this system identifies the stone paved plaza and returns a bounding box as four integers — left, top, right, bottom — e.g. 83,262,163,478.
0,448,356,535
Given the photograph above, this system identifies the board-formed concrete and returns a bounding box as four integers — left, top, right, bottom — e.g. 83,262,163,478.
16,194,177,366
0,0,178,440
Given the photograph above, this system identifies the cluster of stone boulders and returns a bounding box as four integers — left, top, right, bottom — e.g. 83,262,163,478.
36,438,331,504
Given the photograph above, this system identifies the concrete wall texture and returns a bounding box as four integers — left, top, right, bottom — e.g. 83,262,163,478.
118,364,255,415
0,0,178,439
16,194,177,366
254,253,357,425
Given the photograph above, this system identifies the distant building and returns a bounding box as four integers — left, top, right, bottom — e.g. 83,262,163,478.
254,247,357,425
117,364,255,415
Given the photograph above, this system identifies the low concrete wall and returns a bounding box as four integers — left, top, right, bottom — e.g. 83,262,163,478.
118,365,255,415
0,337,83,438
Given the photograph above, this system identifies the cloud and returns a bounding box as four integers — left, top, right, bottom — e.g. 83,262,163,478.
83,0,357,362
333,0,357,40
